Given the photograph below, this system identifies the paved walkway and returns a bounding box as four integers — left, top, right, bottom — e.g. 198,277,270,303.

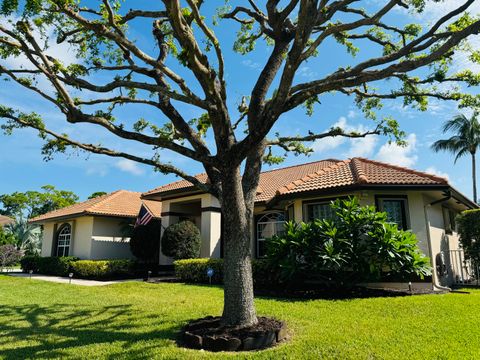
8,273,143,286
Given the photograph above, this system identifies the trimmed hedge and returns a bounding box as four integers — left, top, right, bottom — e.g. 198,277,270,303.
173,258,277,287
70,259,134,280
20,256,78,276
20,256,135,280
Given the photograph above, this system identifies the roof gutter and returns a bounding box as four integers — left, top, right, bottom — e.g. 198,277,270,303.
423,191,452,292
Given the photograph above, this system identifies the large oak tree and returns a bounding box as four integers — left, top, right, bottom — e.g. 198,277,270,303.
1,0,480,327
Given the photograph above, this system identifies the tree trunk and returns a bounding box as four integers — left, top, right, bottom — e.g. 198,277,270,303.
472,153,477,204
219,166,258,327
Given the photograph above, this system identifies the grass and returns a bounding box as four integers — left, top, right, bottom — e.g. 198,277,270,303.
0,276,479,359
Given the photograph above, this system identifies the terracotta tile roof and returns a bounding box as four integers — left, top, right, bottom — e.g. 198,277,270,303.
276,158,448,196
143,157,449,203
0,215,14,227
29,190,162,223
143,173,209,197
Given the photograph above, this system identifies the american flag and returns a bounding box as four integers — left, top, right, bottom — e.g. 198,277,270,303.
134,203,154,228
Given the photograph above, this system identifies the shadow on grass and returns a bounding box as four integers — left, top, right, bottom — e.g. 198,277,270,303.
173,281,425,303
0,303,178,359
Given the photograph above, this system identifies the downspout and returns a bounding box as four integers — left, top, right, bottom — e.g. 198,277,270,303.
423,192,452,292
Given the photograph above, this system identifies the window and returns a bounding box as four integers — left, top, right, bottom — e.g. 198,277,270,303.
256,212,286,258
443,207,457,234
376,196,409,230
56,224,71,257
304,202,336,222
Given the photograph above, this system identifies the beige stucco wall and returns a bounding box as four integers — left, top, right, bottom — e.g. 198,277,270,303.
90,216,134,260
157,189,468,288
40,222,55,257
39,215,133,260
159,193,220,265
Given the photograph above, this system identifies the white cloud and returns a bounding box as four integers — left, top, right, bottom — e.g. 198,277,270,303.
312,116,378,158
425,166,450,182
241,59,261,70
86,166,108,177
345,136,378,158
298,66,317,78
115,159,145,176
312,117,348,153
376,133,418,167
347,110,357,119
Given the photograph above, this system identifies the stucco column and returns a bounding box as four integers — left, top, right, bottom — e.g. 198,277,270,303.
159,203,175,265
200,196,222,258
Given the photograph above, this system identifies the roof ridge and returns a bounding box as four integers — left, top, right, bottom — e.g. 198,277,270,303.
353,157,449,184
350,158,369,184
143,173,207,196
276,160,349,195
29,190,126,222
260,158,341,174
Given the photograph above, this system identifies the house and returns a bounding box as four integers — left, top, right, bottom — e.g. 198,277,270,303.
30,190,161,260
0,215,14,228
142,157,477,288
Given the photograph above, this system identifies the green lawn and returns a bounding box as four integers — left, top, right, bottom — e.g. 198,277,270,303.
0,276,479,359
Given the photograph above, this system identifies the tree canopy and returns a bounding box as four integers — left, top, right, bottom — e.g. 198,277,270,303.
0,185,78,219
0,0,479,327
88,191,107,199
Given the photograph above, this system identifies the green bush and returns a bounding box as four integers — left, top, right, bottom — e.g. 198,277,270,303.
20,255,40,272
21,256,78,276
161,220,201,260
174,258,223,284
70,259,134,280
37,256,79,276
457,209,480,262
266,197,431,287
130,220,161,263
173,258,278,287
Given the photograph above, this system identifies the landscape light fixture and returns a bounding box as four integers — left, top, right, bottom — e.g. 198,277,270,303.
29,270,33,279
69,273,73,284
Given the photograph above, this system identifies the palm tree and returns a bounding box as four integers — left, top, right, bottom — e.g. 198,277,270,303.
431,112,480,203
4,218,41,255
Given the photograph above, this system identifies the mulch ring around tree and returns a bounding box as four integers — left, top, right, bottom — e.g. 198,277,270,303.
179,316,288,352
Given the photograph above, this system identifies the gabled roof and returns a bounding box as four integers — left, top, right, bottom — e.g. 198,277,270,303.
0,215,14,227
142,157,452,203
29,190,162,224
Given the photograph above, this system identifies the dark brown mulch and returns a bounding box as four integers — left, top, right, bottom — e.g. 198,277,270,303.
187,316,282,338
180,316,287,352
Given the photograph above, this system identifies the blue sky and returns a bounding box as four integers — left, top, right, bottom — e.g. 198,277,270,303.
0,0,479,201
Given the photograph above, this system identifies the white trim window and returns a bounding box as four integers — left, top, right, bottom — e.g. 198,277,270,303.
256,212,286,258
304,202,336,222
56,224,72,257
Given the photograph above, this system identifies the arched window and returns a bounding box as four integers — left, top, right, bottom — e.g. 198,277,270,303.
56,224,71,257
256,212,286,258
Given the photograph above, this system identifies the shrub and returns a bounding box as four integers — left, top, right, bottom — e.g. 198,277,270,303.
0,245,23,271
38,256,78,276
25,256,79,276
173,258,278,287
161,220,201,260
70,259,134,280
130,220,161,263
20,255,40,272
457,209,480,262
174,258,223,284
266,197,431,287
